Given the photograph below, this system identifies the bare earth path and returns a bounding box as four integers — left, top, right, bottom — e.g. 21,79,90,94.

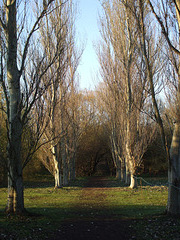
53,177,134,240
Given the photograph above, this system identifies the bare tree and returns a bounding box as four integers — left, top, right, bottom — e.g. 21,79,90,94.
146,0,180,215
38,0,82,187
98,0,156,188
0,0,68,214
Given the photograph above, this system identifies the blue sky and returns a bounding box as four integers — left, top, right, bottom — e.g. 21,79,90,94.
76,0,102,90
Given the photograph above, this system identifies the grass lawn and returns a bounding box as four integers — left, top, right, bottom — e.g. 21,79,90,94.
0,176,180,240
0,178,87,239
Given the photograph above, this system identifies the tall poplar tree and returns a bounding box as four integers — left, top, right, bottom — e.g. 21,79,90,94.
147,0,180,216
0,0,65,214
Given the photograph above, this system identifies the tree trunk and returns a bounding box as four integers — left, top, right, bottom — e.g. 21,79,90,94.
125,161,131,185
61,136,68,186
167,123,180,215
54,162,62,188
167,51,180,214
121,158,126,182
129,174,138,189
53,145,62,188
116,167,121,180
111,132,122,180
116,155,122,180
69,130,77,181
6,0,25,214
166,0,180,216
125,113,131,186
139,0,178,213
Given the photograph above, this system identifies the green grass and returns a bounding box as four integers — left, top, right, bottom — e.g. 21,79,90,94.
0,176,179,240
106,187,168,222
0,178,87,239
0,187,82,239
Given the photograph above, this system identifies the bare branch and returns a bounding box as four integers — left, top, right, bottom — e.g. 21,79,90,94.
147,0,180,55
0,17,6,31
19,0,55,76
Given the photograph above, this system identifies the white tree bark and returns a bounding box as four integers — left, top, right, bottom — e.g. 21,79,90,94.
52,144,62,188
129,160,137,189
6,0,24,214
125,162,131,185
129,174,137,189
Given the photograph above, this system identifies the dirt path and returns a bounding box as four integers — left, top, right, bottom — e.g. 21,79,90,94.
53,177,135,240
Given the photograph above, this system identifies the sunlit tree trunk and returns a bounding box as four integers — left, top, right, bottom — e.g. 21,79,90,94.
53,144,62,188
168,1,180,212
167,0,180,216
51,108,62,188
124,2,137,188
168,122,180,214
125,55,134,187
5,0,24,214
129,175,138,189
129,160,137,189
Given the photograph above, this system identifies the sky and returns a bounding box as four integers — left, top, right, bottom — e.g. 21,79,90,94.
76,0,102,90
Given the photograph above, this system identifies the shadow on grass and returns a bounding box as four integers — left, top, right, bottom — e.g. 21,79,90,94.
0,204,166,221
0,205,166,238
0,202,165,223
1,204,179,240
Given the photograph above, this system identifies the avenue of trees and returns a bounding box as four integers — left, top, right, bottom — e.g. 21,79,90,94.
97,0,157,188
97,0,180,215
0,0,180,216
